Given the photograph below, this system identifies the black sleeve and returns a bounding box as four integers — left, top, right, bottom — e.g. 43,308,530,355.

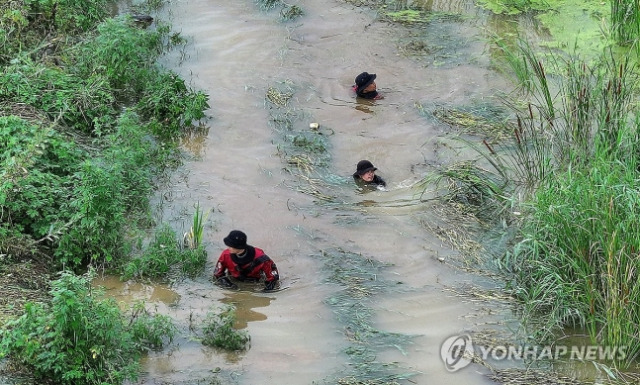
374,175,386,187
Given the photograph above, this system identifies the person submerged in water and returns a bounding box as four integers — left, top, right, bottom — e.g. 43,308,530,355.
353,72,384,100
353,160,386,188
213,230,280,291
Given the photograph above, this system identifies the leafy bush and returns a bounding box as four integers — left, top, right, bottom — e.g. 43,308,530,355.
103,111,155,211
52,111,168,269
0,116,84,242
56,158,128,268
24,0,111,33
137,70,210,139
74,16,166,98
201,305,250,351
1,5,209,272
0,270,176,385
0,64,117,134
122,224,207,280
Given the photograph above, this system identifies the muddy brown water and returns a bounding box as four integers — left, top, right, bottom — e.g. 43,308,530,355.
103,0,533,384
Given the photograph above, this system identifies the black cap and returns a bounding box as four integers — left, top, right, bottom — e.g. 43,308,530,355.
355,72,376,93
223,230,247,249
353,160,377,177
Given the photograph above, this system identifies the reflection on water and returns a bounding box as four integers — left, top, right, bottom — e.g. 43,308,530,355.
93,276,181,307
180,125,210,158
220,290,275,329
355,98,376,114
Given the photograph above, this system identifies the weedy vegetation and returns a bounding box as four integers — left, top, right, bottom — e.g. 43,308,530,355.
423,36,640,369
254,0,304,22
315,248,416,384
265,82,337,202
201,305,251,351
122,223,207,280
0,270,176,385
1,0,209,382
1,1,209,270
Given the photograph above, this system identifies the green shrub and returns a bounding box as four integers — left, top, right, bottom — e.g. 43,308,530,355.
103,111,155,211
201,305,250,351
0,116,84,240
137,70,210,139
53,111,168,269
0,6,209,271
74,16,165,98
24,0,111,33
0,270,175,385
56,158,128,268
180,247,208,277
0,2,29,63
0,64,117,134
122,224,207,280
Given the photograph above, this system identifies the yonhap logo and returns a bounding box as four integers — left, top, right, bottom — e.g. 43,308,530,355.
440,333,628,372
440,334,474,372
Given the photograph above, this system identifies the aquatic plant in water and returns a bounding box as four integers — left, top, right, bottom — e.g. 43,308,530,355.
319,248,416,383
201,305,251,351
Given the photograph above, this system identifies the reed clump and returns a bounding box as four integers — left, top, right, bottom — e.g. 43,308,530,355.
426,39,640,367
502,45,640,366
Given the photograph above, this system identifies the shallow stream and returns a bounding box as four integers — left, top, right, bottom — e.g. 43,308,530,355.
103,0,552,383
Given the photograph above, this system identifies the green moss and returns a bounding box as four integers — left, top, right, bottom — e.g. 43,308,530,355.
536,0,613,61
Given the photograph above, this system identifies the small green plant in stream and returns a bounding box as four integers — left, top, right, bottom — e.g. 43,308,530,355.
183,201,210,250
0,270,175,385
201,305,250,351
122,223,207,280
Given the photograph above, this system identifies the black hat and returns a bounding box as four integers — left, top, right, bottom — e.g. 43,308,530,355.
355,72,376,93
353,160,377,177
223,230,247,249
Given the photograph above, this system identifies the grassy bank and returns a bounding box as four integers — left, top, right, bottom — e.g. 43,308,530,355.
500,41,640,366
427,37,640,370
0,0,210,383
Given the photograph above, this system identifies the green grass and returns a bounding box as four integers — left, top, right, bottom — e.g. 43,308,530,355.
426,36,640,367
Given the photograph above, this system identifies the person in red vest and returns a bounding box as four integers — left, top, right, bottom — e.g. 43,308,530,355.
213,230,280,291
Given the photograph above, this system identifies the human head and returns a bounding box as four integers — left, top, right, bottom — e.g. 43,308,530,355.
355,72,377,94
224,230,247,251
353,160,377,182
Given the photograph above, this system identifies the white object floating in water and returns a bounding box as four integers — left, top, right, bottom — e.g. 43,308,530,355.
309,122,319,129
437,257,445,263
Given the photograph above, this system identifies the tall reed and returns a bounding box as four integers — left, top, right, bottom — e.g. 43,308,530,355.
611,0,640,48
500,44,640,365
430,37,640,365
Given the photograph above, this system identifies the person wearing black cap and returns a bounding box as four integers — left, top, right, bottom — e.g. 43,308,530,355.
353,72,383,100
353,160,386,187
213,230,280,291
